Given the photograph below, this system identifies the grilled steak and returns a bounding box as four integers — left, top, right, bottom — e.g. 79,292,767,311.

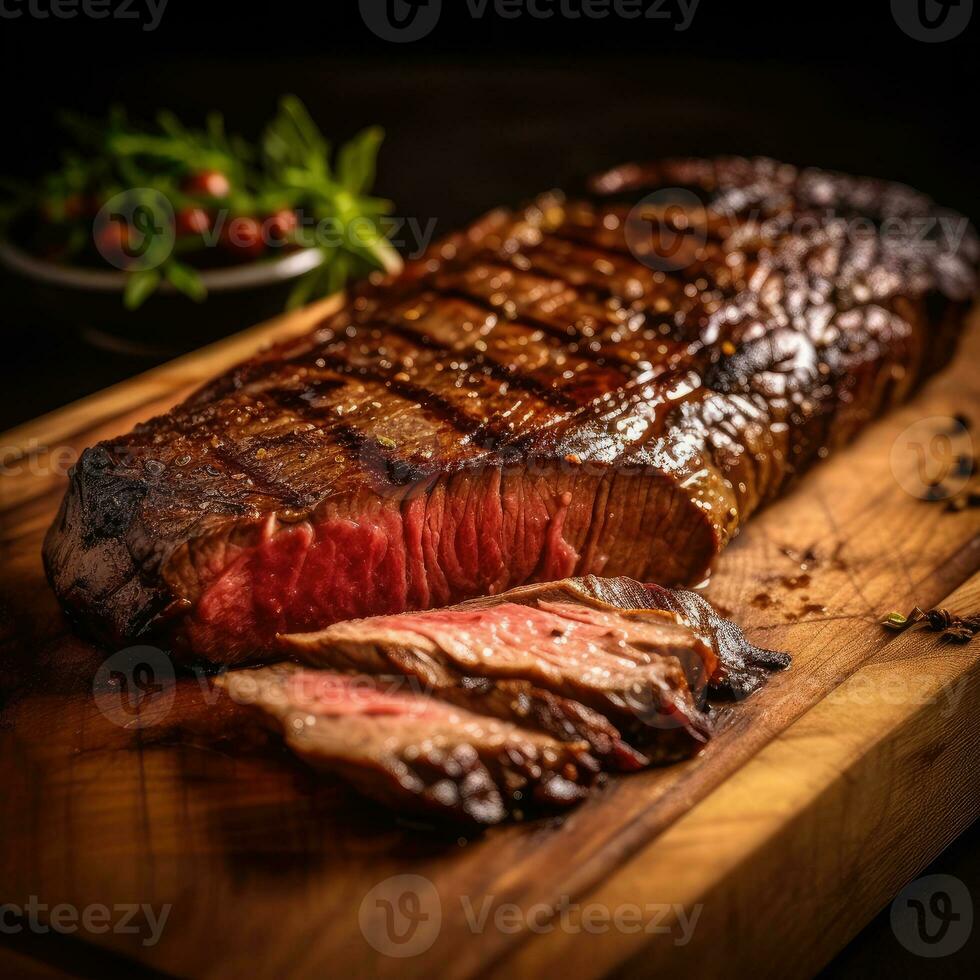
220,664,599,825
44,158,978,661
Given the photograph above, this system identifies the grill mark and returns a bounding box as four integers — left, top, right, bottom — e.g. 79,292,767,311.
378,317,583,413
468,227,759,363
502,249,630,300
484,246,685,338
195,273,640,427
446,258,654,333
202,325,553,435
235,376,485,482
244,381,346,433
269,377,510,479
285,292,587,415
534,236,737,300
551,226,700,267
218,308,586,445
332,421,442,488
304,352,544,458
467,242,584,294
432,284,639,380
305,340,647,477
543,229,748,339
272,347,565,461
307,350,489,439
372,286,718,463
206,442,308,507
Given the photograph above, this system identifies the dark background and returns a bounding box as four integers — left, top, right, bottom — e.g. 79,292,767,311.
1,1,978,976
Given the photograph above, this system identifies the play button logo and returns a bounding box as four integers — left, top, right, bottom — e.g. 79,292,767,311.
891,0,973,41
360,0,443,42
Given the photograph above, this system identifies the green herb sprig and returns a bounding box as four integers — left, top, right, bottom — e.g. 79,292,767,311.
0,96,398,310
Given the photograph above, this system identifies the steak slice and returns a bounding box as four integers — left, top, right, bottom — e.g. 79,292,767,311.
443,576,790,697
640,582,791,699
432,677,651,771
279,579,719,760
44,158,978,662
219,664,599,825
277,576,788,760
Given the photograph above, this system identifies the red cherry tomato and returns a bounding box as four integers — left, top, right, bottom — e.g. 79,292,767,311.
40,193,85,223
220,216,265,260
182,169,231,199
267,208,298,244
176,207,211,237
95,221,131,266
64,194,86,220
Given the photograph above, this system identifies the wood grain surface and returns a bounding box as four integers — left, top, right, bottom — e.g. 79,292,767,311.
1,303,978,979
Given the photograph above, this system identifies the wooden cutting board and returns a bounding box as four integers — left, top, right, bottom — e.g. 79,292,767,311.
1,299,979,980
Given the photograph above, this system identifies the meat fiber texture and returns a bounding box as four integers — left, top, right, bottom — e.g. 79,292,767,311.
44,157,978,662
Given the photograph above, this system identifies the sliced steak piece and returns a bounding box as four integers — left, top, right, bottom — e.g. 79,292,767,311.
279,577,722,760
640,582,791,699
515,576,791,699
427,678,651,771
219,664,599,825
44,158,978,662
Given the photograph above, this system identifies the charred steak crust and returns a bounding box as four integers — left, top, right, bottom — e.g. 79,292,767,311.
44,158,978,660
